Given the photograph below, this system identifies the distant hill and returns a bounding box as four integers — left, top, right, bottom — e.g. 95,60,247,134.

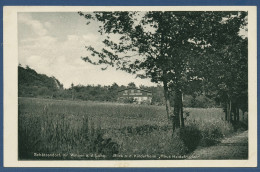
18,65,63,98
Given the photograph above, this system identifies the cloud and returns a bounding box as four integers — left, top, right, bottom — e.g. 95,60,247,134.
21,36,57,49
19,31,149,88
19,32,95,88
18,13,58,67
83,33,99,42
18,13,48,36
67,35,79,41
21,55,52,73
18,13,155,88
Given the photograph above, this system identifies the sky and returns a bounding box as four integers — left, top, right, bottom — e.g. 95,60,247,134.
18,12,247,89
18,12,156,88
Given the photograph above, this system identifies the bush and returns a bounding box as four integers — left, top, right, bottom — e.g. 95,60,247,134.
185,119,234,147
232,121,248,132
89,131,119,158
179,125,202,152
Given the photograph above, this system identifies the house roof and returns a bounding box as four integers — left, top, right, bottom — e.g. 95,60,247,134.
118,87,152,93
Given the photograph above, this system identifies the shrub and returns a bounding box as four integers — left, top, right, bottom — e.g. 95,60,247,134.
185,119,234,147
232,121,248,132
90,131,119,158
179,125,202,152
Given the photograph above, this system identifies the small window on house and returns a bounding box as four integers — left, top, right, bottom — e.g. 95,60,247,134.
137,90,141,93
131,90,134,93
124,90,128,93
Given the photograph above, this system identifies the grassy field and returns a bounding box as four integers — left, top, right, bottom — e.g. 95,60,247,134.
18,97,245,160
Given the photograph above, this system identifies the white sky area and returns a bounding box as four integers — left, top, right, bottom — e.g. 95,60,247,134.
18,12,247,89
18,12,157,88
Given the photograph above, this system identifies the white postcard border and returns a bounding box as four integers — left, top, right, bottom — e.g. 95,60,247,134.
3,6,257,167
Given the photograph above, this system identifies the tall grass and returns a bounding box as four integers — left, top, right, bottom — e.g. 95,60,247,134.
18,97,239,160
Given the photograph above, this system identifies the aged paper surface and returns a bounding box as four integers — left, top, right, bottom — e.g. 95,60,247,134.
3,6,257,167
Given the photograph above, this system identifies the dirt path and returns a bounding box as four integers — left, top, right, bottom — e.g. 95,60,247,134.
187,131,248,160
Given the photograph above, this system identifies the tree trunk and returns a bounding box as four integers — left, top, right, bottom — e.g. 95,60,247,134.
162,79,177,133
237,107,239,122
226,100,232,123
174,104,180,128
233,105,236,122
226,102,229,121
225,102,228,121
232,106,239,122
174,85,183,129
163,79,173,120
180,93,184,128
163,80,175,123
229,100,232,122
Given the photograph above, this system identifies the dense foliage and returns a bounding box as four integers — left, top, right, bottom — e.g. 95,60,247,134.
18,65,63,98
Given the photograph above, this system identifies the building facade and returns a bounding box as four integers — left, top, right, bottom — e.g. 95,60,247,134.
118,88,152,104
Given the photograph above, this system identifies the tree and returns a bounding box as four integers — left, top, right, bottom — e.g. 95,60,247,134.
108,82,119,101
127,82,136,88
79,11,247,132
71,83,75,100
202,37,248,122
18,65,64,98
198,12,248,123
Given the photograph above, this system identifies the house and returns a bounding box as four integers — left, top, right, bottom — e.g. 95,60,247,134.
118,88,152,104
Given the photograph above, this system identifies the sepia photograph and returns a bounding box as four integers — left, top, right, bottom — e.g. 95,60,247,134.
3,6,257,167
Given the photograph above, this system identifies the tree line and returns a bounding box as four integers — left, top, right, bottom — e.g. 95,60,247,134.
19,66,218,107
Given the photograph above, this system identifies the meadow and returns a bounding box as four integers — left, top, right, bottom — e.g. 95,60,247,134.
18,97,246,160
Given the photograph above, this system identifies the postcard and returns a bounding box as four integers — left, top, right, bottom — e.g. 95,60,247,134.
3,6,257,167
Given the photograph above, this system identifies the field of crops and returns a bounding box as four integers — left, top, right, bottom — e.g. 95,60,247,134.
18,97,242,160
